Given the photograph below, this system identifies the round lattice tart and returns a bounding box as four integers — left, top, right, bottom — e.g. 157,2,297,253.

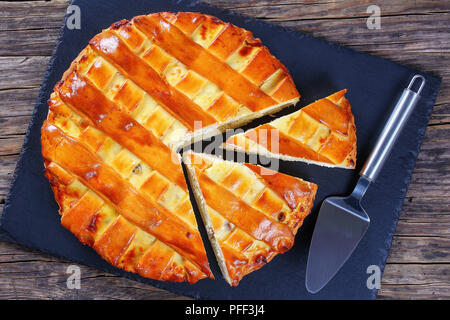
41,12,302,283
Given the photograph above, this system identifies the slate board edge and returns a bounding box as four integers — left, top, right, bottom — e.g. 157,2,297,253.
374,79,440,296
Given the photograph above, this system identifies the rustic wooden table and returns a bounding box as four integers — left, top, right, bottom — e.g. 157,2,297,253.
0,0,448,299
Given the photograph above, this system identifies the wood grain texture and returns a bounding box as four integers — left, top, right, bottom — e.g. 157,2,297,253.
0,0,448,299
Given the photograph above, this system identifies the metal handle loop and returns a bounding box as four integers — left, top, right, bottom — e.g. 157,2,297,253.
407,74,425,95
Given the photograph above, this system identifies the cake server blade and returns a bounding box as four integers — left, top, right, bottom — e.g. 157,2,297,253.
305,177,370,294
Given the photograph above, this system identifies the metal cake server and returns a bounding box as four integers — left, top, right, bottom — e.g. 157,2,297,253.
305,75,426,294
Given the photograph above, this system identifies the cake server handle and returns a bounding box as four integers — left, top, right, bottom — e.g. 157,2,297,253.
360,75,425,182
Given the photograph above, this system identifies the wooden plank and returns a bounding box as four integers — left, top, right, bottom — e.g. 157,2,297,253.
0,136,25,157
0,0,68,18
379,264,450,299
0,56,50,90
405,125,450,199
396,219,450,237
0,1,66,56
210,0,450,16
429,102,450,126
0,115,32,137
401,197,450,219
0,242,187,300
0,155,18,201
388,236,450,264
0,88,41,118
0,29,61,56
0,2,67,31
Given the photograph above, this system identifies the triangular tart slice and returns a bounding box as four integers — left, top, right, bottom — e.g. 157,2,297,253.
224,90,357,168
183,151,317,286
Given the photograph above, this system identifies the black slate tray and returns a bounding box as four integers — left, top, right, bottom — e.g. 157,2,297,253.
0,0,441,299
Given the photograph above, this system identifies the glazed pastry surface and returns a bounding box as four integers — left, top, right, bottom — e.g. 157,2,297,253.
224,90,357,169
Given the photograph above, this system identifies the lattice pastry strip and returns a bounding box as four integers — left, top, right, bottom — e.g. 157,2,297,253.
49,90,201,228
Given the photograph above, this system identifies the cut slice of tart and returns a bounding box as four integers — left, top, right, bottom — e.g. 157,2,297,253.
183,151,317,286
63,12,300,150
224,90,357,169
